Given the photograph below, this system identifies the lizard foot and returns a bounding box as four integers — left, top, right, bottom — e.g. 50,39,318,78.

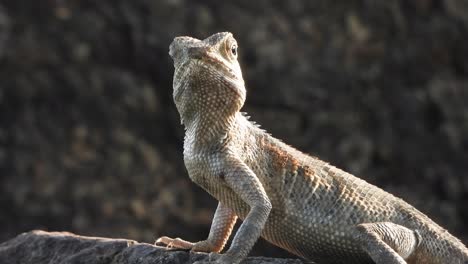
155,236,193,251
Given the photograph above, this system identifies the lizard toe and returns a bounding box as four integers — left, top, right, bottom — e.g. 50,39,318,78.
155,236,194,250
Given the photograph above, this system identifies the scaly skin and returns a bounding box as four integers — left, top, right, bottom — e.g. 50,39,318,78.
156,32,468,264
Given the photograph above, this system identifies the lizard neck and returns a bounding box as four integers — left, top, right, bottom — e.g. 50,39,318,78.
183,111,238,148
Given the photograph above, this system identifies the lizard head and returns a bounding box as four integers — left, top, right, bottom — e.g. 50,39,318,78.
169,32,246,126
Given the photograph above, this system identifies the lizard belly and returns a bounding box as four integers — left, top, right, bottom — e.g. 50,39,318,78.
261,211,373,264
252,165,392,262
186,153,380,263
199,178,374,264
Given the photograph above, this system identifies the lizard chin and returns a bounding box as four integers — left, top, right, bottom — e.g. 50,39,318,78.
172,59,246,127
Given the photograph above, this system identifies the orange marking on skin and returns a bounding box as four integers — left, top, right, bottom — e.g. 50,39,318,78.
260,141,318,179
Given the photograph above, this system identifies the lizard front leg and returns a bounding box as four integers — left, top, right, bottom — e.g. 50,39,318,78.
199,155,272,264
156,202,237,253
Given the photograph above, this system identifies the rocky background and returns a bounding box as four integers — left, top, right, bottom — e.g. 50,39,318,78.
0,0,467,258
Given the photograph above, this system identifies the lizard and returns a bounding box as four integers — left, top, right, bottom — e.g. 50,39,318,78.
155,32,468,264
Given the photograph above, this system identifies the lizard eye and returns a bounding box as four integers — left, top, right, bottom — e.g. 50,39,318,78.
230,44,237,57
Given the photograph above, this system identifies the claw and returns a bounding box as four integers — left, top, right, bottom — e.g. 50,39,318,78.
154,236,194,251
155,236,173,246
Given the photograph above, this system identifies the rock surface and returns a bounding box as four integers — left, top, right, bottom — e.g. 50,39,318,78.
0,230,303,264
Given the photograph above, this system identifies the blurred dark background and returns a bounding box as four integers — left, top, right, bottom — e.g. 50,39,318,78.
0,0,467,258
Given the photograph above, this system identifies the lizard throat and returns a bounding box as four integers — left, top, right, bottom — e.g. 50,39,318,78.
184,112,238,147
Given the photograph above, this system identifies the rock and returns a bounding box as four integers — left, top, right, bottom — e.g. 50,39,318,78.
0,230,305,264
